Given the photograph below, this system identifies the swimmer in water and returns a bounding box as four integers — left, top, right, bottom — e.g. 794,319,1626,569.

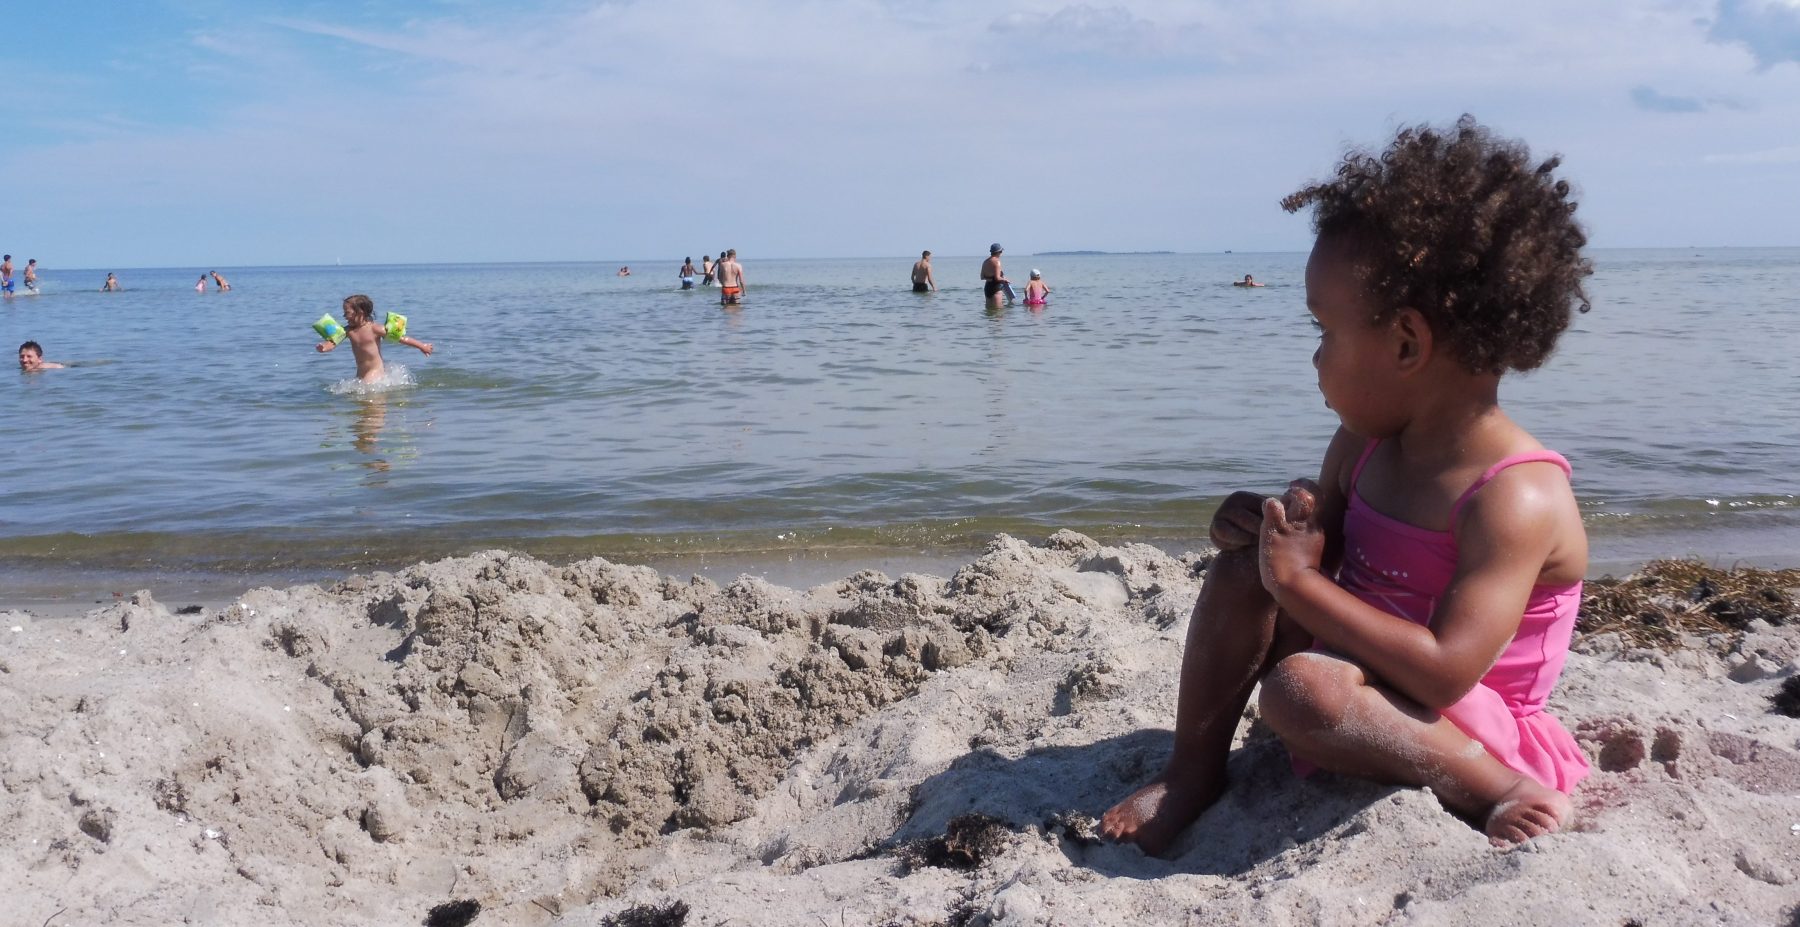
196,275,208,293
912,250,937,292
102,273,121,292
23,259,38,293
18,341,64,371
1024,268,1050,306
315,294,433,383
980,244,1012,307
1234,274,1265,287
680,257,698,289
617,266,632,277
716,249,746,305
210,271,231,291
1,255,13,297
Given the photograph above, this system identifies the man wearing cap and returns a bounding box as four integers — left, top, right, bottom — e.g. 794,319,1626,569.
980,243,1012,307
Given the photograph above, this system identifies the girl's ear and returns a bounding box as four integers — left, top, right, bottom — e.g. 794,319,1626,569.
1392,308,1433,374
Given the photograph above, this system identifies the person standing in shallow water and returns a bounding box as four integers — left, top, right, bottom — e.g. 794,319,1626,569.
717,249,745,305
979,243,1011,307
1101,116,1595,855
911,250,936,292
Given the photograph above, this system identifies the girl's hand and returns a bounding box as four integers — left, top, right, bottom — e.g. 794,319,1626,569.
1259,479,1327,594
1210,491,1270,551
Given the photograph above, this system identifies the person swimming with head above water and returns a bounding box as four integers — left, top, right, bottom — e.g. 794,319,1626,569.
316,294,434,383
18,341,64,371
1234,274,1265,287
1101,115,1595,855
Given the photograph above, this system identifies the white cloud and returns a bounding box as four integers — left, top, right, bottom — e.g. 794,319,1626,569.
1703,144,1800,163
6,0,1800,265
1707,0,1800,69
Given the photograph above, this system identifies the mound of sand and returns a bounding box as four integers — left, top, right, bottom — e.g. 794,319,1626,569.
2,533,1796,926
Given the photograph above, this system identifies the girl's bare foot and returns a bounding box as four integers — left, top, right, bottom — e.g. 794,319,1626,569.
1099,771,1225,857
1484,777,1571,846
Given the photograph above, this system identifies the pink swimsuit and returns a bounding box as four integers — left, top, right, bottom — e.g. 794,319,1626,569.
1330,439,1591,793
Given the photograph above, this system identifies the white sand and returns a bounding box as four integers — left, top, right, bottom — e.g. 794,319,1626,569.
2,532,1796,926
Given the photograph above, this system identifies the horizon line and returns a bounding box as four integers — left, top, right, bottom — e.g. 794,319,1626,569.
24,244,1799,275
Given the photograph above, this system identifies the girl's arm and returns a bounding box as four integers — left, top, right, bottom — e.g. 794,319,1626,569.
1261,460,1568,710
316,339,338,353
1212,426,1356,555
399,335,434,355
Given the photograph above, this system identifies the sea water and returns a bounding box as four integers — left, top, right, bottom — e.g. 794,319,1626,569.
1,250,1795,596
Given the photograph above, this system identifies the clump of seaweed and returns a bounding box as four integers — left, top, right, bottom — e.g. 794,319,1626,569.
601,900,689,927
898,813,1013,872
1578,559,1800,648
1772,677,1800,719
423,899,481,927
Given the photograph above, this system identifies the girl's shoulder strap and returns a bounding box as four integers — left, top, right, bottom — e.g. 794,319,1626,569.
1347,438,1382,492
1449,450,1572,526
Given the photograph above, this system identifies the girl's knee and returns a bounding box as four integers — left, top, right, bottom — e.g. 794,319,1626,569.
1259,653,1355,736
1198,547,1266,602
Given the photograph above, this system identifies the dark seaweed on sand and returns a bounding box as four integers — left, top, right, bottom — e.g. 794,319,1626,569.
423,899,480,927
1773,676,1800,719
601,900,689,927
896,813,1013,872
1578,559,1799,648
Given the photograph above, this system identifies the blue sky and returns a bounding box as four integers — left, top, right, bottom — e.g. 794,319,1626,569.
3,0,1798,267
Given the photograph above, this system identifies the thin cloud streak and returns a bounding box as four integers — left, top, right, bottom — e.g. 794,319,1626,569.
5,0,1800,266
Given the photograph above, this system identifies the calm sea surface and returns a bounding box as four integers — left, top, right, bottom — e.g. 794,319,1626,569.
2,250,1796,597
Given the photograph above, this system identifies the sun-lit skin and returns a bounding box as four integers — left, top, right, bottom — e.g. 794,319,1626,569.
18,346,63,372
1101,231,1587,854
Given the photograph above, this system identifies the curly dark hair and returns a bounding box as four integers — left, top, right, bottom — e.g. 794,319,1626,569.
1282,115,1592,374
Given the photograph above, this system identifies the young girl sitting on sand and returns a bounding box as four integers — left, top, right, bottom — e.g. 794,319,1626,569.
1101,116,1594,854
316,294,434,384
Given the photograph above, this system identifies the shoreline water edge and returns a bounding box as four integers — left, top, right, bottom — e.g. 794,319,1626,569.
3,533,1796,925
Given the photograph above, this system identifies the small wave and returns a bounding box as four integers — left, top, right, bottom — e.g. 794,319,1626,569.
327,363,416,396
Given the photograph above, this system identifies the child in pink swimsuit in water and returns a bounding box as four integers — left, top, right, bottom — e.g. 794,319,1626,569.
1102,116,1594,854
1024,269,1050,306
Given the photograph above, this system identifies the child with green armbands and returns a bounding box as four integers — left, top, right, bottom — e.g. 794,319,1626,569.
315,294,432,383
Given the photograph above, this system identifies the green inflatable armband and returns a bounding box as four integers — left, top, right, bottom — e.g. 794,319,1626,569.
384,312,408,341
313,314,347,345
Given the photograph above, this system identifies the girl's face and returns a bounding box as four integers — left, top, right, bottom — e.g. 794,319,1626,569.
1304,236,1407,437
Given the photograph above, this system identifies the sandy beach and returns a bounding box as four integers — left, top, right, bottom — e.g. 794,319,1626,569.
3,533,1797,926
